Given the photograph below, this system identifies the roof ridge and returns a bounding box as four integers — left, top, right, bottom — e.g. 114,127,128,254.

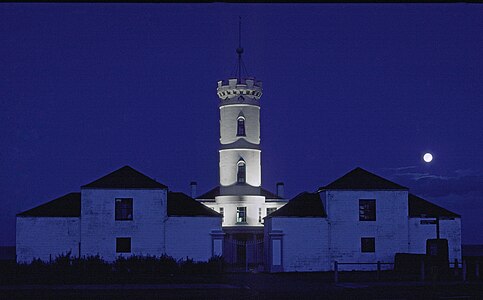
81,165,167,189
320,167,408,190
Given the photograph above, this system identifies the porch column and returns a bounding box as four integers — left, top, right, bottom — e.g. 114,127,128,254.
210,230,225,257
269,230,284,272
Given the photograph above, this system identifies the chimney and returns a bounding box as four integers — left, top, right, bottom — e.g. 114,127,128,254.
276,182,284,198
190,181,197,199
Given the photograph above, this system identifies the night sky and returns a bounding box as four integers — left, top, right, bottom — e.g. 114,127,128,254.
1,4,482,246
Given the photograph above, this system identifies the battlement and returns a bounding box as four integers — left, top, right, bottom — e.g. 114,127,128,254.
217,78,263,100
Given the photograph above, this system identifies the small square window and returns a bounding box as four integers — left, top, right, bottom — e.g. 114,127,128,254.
359,199,376,221
115,198,133,221
116,237,131,253
361,237,375,253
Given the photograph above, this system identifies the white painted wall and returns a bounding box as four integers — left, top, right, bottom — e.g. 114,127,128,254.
325,190,409,271
16,217,80,263
220,105,260,145
80,188,167,262
219,149,261,187
408,217,462,263
165,217,221,261
269,217,330,272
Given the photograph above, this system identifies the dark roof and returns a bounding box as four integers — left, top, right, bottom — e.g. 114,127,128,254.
82,166,167,189
168,192,221,217
196,186,282,199
409,194,460,218
266,192,326,218
320,167,408,190
17,193,81,217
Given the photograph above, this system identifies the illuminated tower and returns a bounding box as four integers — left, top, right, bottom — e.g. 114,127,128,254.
217,79,262,188
214,20,266,227
196,19,286,243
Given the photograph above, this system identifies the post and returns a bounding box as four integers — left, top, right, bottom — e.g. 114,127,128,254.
454,258,459,277
436,217,440,239
334,261,338,284
462,260,466,282
245,241,248,273
377,261,381,281
476,259,480,280
420,258,425,282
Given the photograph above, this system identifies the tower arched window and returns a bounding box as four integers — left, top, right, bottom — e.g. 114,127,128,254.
237,117,246,136
237,161,246,183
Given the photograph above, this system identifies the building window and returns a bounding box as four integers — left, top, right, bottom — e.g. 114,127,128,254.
258,207,262,223
115,198,133,221
361,237,375,253
116,237,131,253
219,207,224,221
359,199,376,221
236,207,247,223
237,162,246,183
237,117,246,136
267,207,277,215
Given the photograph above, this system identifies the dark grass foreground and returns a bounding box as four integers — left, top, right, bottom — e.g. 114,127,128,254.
0,253,226,285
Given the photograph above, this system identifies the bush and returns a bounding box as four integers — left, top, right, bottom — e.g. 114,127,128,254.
6,254,225,284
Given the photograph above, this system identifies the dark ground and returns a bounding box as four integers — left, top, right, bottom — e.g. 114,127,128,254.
1,272,482,299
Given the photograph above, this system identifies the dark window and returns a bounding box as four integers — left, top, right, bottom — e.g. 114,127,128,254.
237,207,247,223
359,199,376,221
237,118,246,136
116,237,131,253
267,207,277,215
220,207,224,221
258,207,262,223
115,198,133,221
237,162,246,183
361,237,375,252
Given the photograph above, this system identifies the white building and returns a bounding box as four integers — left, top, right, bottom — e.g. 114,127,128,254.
16,166,223,263
264,167,461,272
16,43,461,271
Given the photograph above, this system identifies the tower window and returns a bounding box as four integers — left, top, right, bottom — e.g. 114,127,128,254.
237,162,246,183
258,207,262,223
220,207,224,221
115,198,133,221
237,207,247,223
237,117,246,136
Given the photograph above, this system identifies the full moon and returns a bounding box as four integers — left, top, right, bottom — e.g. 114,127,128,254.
423,153,433,163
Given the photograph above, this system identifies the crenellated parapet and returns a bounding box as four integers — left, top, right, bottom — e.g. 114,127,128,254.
217,78,263,100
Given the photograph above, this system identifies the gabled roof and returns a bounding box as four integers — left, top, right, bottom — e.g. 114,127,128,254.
266,192,326,218
17,193,81,217
81,166,167,189
168,192,221,217
196,186,282,200
320,167,408,190
409,194,460,218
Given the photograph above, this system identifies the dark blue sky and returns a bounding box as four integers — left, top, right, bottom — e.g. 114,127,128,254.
1,4,482,245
